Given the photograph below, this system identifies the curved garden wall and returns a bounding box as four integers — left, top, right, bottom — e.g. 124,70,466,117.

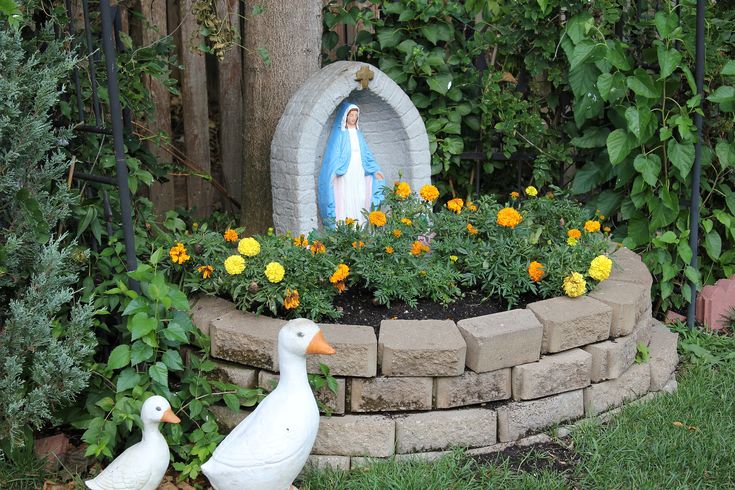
191,247,679,469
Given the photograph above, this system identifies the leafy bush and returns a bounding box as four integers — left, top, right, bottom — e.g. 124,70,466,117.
166,184,611,321
0,22,96,448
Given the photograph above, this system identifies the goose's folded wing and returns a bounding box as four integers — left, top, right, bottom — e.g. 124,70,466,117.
86,445,154,490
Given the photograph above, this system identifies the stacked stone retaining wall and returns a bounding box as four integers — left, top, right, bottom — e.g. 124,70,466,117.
191,247,679,470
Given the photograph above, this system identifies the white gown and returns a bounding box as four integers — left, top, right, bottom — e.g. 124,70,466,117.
334,128,369,224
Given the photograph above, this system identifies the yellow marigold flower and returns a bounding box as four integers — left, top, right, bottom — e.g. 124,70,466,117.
525,186,538,197
496,207,523,228
604,226,612,233
284,289,300,310
238,237,261,257
584,220,601,233
401,218,413,226
563,272,587,298
223,229,238,242
351,240,365,249
197,265,214,279
368,210,387,227
467,202,478,211
345,217,356,225
410,241,430,256
450,255,458,262
293,234,307,247
567,228,582,240
466,223,478,235
446,198,464,213
169,242,190,265
510,191,520,199
392,229,402,238
385,246,394,254
528,261,545,282
588,255,613,282
567,237,578,246
224,255,245,275
330,263,350,283
419,184,439,202
310,240,326,255
264,261,285,283
394,181,411,199
599,215,605,220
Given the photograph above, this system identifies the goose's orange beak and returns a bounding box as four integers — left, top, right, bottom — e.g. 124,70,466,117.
306,330,336,355
160,408,181,424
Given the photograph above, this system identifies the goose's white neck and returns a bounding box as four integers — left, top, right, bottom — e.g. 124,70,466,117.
276,347,310,392
141,421,165,444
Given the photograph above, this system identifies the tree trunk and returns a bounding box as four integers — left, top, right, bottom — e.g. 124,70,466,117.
240,0,321,233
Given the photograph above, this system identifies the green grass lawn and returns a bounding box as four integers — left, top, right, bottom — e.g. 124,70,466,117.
300,326,735,490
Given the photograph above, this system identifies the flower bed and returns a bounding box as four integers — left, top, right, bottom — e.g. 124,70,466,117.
190,247,680,468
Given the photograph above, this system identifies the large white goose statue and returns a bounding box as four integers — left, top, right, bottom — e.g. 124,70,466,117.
85,395,181,490
201,318,336,490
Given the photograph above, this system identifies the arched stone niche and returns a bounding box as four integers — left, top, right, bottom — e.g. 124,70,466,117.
270,61,432,235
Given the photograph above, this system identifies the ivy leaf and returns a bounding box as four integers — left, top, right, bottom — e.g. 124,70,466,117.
704,230,722,260
625,106,652,142
129,312,158,341
627,213,650,247
571,127,609,148
377,28,403,49
569,63,600,98
667,140,695,179
597,72,626,102
427,73,453,95
571,159,612,194
149,362,169,386
627,70,660,99
654,11,679,39
443,136,464,155
163,322,189,343
107,345,131,370
707,86,735,104
570,40,598,71
605,40,631,71
420,23,453,45
716,141,735,170
633,153,661,187
131,340,154,365
606,129,635,165
678,240,693,264
657,44,682,79
565,13,594,45
223,393,240,412
116,368,142,393
658,231,678,244
162,350,184,371
722,60,735,76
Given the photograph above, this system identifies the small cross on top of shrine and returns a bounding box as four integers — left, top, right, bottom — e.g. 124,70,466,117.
355,65,374,90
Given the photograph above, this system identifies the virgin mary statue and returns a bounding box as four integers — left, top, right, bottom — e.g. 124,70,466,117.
318,101,385,226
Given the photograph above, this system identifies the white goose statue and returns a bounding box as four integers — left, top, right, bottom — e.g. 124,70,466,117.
85,395,181,490
201,318,336,490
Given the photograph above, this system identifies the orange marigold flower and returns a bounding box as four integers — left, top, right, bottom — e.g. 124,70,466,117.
330,263,350,283
401,218,413,226
528,261,545,282
567,228,582,240
169,242,190,265
446,198,464,214
197,265,214,279
284,289,300,310
467,202,478,212
419,184,439,202
584,220,601,233
385,245,394,254
410,241,430,256
467,223,478,235
392,229,402,238
223,229,238,242
310,240,326,254
604,226,612,233
394,181,411,199
496,207,523,228
345,217,356,225
334,281,346,293
510,191,520,199
368,210,387,227
351,240,365,249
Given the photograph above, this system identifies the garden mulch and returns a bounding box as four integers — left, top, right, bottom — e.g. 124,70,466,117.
470,438,580,477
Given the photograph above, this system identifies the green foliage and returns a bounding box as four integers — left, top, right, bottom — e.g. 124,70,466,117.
169,184,611,320
635,341,649,363
0,23,96,449
668,321,735,367
69,257,263,481
562,2,735,313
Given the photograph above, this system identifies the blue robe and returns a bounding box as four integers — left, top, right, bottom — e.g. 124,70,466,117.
317,102,385,226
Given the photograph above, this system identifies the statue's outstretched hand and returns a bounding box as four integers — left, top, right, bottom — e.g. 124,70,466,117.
376,172,384,180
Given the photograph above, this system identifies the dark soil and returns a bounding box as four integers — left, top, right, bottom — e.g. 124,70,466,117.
470,439,580,477
332,287,533,331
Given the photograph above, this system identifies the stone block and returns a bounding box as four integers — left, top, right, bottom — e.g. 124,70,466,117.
589,280,648,337
34,434,70,470
211,361,257,388
394,408,497,453
394,451,451,463
434,368,511,408
527,296,612,353
258,370,346,415
190,295,237,335
634,314,653,347
583,333,637,382
210,310,284,370
350,457,389,469
350,377,433,412
314,414,395,457
209,405,249,432
456,310,542,373
662,375,678,394
609,246,654,290
307,323,377,377
696,277,735,330
648,321,679,391
304,455,351,472
497,390,584,442
512,349,591,400
378,320,466,376
583,361,650,416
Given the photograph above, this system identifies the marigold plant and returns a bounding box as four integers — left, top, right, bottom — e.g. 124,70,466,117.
223,229,238,242
466,223,478,235
588,255,613,281
238,237,261,257
584,220,601,233
419,184,439,202
330,264,350,283
394,181,411,199
264,261,285,283
528,261,545,282
368,210,387,227
224,255,245,275
283,289,300,310
496,207,523,228
446,198,464,213
563,272,587,297
169,242,190,264
567,228,582,239
197,265,214,279
525,186,538,197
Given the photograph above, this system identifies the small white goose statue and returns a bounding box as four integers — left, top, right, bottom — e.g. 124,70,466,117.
201,318,336,490
85,395,181,490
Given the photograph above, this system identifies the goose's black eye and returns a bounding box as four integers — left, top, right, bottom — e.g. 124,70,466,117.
156,406,162,411
297,331,304,338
